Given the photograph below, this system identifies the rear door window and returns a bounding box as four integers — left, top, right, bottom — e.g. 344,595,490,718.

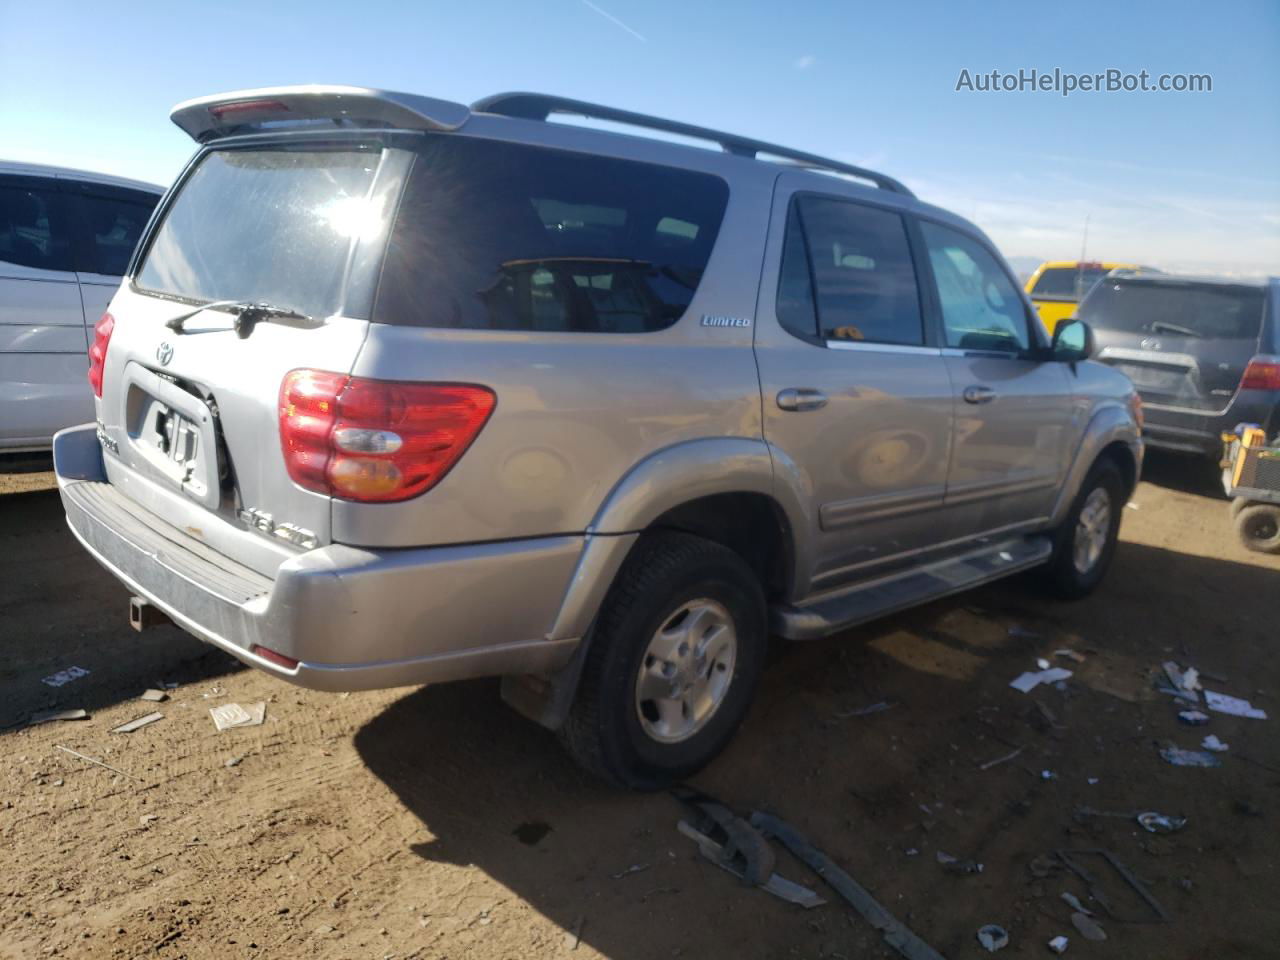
0,178,74,273
375,137,729,332
76,188,158,276
136,146,383,318
775,195,924,346
920,221,1031,354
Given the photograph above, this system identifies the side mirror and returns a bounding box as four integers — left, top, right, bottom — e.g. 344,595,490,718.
1052,318,1095,363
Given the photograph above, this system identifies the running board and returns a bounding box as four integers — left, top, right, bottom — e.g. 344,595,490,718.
771,536,1054,641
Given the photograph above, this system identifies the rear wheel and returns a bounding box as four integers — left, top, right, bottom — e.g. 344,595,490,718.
1041,460,1124,600
559,532,766,790
1235,503,1280,555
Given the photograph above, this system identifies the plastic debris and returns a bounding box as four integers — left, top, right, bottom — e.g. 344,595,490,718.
1010,667,1073,693
1160,745,1221,768
609,863,650,880
1036,658,1051,670
1060,892,1091,915
40,666,90,688
976,924,1009,952
752,812,946,960
1087,778,1099,785
209,702,267,731
1137,812,1187,834
139,688,169,702
1071,913,1106,941
1204,690,1267,720
1180,667,1201,692
1178,710,1210,725
1160,663,1200,703
1202,734,1229,753
1041,770,1058,781
225,754,246,768
978,746,1025,771
111,712,163,734
1056,849,1169,922
677,820,825,908
1055,649,1086,664
1048,935,1069,954
28,708,88,725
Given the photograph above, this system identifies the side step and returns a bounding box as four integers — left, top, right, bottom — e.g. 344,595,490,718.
771,536,1054,641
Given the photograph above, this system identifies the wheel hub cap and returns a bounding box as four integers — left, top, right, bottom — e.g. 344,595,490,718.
635,599,737,744
1073,487,1112,574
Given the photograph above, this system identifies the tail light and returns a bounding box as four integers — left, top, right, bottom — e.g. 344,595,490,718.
279,369,495,503
1128,391,1144,430
1241,356,1280,391
87,311,114,398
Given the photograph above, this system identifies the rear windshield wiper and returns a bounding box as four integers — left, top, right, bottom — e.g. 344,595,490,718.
1149,319,1201,339
165,300,317,338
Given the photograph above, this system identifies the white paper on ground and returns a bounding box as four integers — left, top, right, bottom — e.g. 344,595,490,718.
1010,667,1073,693
209,702,267,732
1204,690,1268,720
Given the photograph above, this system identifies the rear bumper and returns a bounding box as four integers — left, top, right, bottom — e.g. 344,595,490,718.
1142,390,1280,457
53,424,585,691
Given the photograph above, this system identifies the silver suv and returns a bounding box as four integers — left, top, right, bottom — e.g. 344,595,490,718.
54,86,1142,788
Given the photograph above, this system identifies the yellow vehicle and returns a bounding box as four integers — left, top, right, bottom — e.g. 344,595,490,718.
1025,261,1155,334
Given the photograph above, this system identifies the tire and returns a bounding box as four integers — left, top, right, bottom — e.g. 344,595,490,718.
1230,496,1249,518
1236,503,1280,555
559,531,767,790
1041,459,1124,600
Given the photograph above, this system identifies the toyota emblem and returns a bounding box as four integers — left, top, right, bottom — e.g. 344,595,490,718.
156,342,174,366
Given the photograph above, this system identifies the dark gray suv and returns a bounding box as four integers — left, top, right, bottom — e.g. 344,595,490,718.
1081,274,1279,457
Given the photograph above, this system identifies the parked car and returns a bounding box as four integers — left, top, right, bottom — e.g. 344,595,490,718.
54,86,1142,788
1,161,162,458
1081,273,1278,458
1025,260,1159,335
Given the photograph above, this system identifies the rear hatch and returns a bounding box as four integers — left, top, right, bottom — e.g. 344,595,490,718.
1083,277,1266,412
96,140,401,572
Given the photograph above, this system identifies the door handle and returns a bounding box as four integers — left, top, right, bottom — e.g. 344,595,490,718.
776,388,828,412
962,385,997,405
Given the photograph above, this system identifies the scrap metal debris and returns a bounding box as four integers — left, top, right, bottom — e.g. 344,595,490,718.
978,745,1025,771
1178,710,1210,726
609,863,650,880
209,702,267,731
976,924,1008,952
28,709,88,725
54,744,141,782
751,811,946,960
1202,734,1230,753
1137,812,1187,834
1048,934,1070,953
139,689,169,702
112,712,163,734
676,821,825,908
41,666,90,688
1204,690,1267,720
1056,849,1169,923
1060,892,1091,915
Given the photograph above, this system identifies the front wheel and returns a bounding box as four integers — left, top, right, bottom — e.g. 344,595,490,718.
1236,503,1280,555
1041,460,1124,600
559,532,766,790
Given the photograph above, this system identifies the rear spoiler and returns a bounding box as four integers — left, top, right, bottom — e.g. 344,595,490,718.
170,85,471,143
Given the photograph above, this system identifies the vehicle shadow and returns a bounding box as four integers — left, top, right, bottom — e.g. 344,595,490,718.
0,487,242,728
1140,448,1226,499
355,541,1279,959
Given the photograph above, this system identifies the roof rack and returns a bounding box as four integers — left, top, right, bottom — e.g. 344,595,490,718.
471,92,915,198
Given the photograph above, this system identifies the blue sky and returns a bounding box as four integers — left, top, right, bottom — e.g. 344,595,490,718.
2,0,1276,276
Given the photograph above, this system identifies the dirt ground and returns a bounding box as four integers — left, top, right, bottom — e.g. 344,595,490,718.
1,453,1277,960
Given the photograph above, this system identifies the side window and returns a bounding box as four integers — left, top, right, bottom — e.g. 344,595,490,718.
0,179,74,272
920,221,1031,353
775,201,818,341
796,196,924,346
80,191,157,276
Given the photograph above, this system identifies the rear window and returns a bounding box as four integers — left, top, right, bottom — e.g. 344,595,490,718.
1031,266,1108,300
136,146,382,318
1081,280,1265,340
375,137,729,332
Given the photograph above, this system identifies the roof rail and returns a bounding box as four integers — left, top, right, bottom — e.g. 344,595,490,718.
471,92,914,198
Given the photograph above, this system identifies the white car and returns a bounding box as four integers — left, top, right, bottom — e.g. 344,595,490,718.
1,161,161,459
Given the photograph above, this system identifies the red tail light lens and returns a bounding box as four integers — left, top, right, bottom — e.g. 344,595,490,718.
87,311,114,398
209,99,290,119
1241,356,1280,391
279,370,496,503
